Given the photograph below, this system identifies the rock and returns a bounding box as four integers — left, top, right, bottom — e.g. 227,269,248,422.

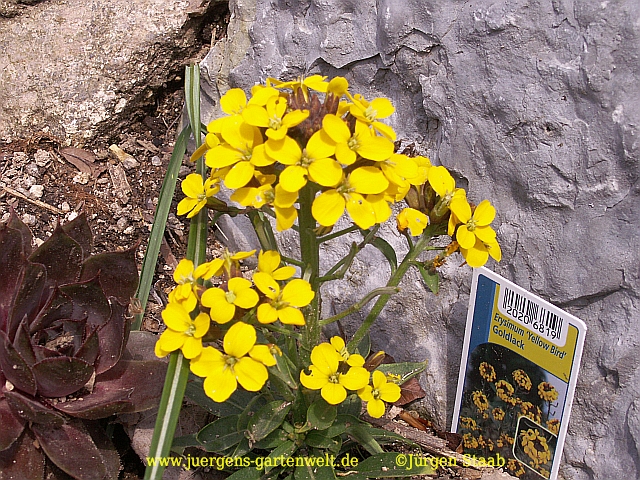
151,155,162,166
199,1,640,479
0,0,230,144
34,149,51,167
21,213,36,225
28,184,44,198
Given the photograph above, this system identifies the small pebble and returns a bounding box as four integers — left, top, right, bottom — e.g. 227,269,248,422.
29,185,44,199
67,211,78,221
151,155,162,166
122,156,140,170
25,163,39,177
116,217,128,231
73,172,90,184
178,165,190,177
123,226,135,235
34,149,51,167
60,202,71,212
34,238,45,247
22,213,36,225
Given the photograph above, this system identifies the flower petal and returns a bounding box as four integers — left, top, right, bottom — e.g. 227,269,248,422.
312,190,345,226
257,303,279,324
321,383,347,405
235,357,269,391
223,321,256,358
203,367,237,402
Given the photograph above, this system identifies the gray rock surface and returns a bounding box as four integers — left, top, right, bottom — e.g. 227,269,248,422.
0,0,228,144
200,1,640,479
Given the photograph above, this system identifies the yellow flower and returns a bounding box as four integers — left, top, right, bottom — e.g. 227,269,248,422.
300,343,369,405
243,96,309,141
205,119,273,189
472,390,489,412
257,250,296,281
230,177,299,231
347,94,397,140
176,174,220,218
459,235,502,268
460,417,478,431
155,302,210,359
195,248,257,280
546,419,560,435
253,273,314,325
396,207,429,236
201,277,259,324
321,114,394,165
312,166,389,229
379,153,419,188
357,370,401,418
329,336,365,367
406,155,431,186
268,74,329,99
496,380,517,405
450,198,497,251
266,132,341,193
513,369,532,391
538,382,559,402
492,407,505,421
479,362,496,382
190,322,272,402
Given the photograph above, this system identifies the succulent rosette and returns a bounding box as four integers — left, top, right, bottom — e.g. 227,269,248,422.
0,211,167,480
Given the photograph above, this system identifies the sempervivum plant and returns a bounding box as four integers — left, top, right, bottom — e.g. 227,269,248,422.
0,211,167,480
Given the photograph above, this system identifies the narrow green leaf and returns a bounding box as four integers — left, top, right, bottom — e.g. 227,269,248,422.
355,333,370,358
370,237,397,273
354,452,435,477
415,263,439,294
133,125,190,330
247,400,291,442
375,361,427,383
346,425,383,455
306,398,337,431
143,352,190,480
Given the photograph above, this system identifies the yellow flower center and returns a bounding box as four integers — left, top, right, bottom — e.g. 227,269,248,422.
328,373,340,384
466,217,478,231
347,135,360,151
364,105,377,122
186,323,196,337
336,180,354,196
263,188,275,204
268,116,282,130
371,388,381,400
225,290,237,304
225,355,238,367
300,150,313,168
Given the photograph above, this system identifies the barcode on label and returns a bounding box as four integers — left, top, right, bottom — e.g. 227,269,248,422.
499,287,566,345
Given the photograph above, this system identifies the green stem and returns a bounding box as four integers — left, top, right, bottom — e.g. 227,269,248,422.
347,225,436,351
297,184,321,359
317,224,360,243
319,287,400,326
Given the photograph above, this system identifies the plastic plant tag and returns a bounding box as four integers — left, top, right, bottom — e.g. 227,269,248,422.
452,267,586,480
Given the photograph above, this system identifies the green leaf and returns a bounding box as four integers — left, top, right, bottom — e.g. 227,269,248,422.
375,361,427,383
306,398,337,431
273,350,299,389
354,452,435,477
197,415,244,453
265,439,298,473
415,263,439,294
170,434,199,448
247,400,292,443
369,237,397,273
185,376,259,417
225,466,263,480
230,436,251,458
355,333,371,358
336,395,362,418
346,425,383,455
133,124,190,331
253,428,288,449
304,431,341,452
294,462,337,480
238,394,269,431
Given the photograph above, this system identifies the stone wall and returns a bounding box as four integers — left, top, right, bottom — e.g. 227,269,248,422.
200,1,640,479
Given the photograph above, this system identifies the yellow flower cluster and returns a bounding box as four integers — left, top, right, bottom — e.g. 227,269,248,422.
538,382,559,402
184,75,500,268
299,337,400,418
512,369,532,391
479,362,497,382
472,390,490,412
519,428,552,471
495,380,518,406
155,249,314,402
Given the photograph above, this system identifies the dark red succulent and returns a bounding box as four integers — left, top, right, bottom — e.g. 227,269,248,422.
0,211,167,480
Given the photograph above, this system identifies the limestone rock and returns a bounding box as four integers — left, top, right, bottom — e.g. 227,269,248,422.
200,1,640,479
0,0,229,144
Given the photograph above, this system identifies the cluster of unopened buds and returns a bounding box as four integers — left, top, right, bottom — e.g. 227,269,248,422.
181,74,501,268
